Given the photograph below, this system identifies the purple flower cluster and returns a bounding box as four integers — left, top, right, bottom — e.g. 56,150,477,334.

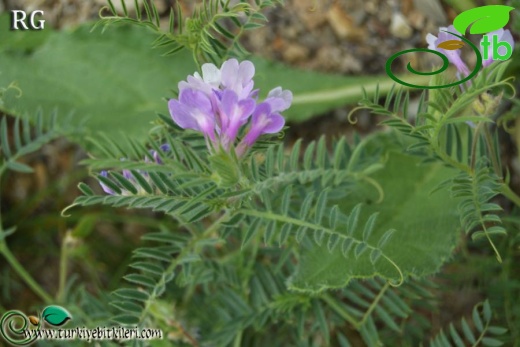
426,25,515,76
426,25,470,76
168,59,292,155
99,145,170,195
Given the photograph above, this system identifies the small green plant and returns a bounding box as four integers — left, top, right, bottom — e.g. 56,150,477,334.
96,0,284,64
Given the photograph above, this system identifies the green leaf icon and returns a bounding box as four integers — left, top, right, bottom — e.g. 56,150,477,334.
453,5,514,35
42,306,72,326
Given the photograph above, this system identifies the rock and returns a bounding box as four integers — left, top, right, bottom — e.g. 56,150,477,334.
282,43,310,63
390,12,413,39
291,0,327,30
339,53,362,73
408,9,426,30
413,0,446,24
326,3,366,42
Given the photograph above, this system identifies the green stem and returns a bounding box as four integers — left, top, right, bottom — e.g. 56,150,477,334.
0,168,52,304
359,282,390,326
431,122,520,209
0,241,53,304
143,211,232,323
500,184,520,209
469,121,485,171
321,293,359,328
233,330,243,347
56,232,69,303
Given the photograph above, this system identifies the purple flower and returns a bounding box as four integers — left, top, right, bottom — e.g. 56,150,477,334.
168,89,216,140
152,144,171,164
99,171,115,195
218,90,256,149
238,87,292,152
146,144,171,164
99,169,132,195
241,103,285,146
264,87,293,112
480,29,515,68
169,59,292,155
426,25,470,76
179,62,221,97
220,59,255,99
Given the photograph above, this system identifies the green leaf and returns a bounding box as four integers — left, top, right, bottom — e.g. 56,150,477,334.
112,288,149,302
6,161,34,173
129,261,164,276
124,274,156,287
362,212,379,242
453,5,515,34
110,301,143,314
112,314,140,326
483,300,492,322
481,337,504,347
462,317,477,344
41,306,72,326
289,132,461,292
77,182,94,196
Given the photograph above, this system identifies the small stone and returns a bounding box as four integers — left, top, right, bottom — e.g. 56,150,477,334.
282,43,310,63
365,2,378,15
291,0,327,30
408,9,426,30
413,0,446,24
390,12,413,39
327,3,366,42
339,53,362,73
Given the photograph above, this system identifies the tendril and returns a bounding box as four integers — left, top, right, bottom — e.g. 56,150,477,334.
385,31,483,89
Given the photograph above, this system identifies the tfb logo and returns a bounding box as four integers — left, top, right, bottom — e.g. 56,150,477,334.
10,10,45,30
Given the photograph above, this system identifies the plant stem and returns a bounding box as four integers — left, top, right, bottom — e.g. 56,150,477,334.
469,121,485,171
359,282,390,326
321,293,359,328
56,232,70,303
0,241,52,304
0,171,52,304
233,330,243,347
500,184,520,209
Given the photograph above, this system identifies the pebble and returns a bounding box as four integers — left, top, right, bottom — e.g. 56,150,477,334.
407,9,426,30
390,12,413,39
291,0,327,30
327,3,366,42
283,43,310,63
413,0,446,24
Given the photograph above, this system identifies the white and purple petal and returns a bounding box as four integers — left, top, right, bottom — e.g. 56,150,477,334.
168,89,216,139
427,25,470,76
219,90,255,147
221,59,256,99
265,87,293,112
99,171,115,195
